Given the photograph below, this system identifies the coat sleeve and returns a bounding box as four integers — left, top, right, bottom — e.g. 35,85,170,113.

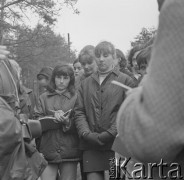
106,74,135,137
124,74,137,88
74,84,91,137
113,0,184,163
0,97,22,172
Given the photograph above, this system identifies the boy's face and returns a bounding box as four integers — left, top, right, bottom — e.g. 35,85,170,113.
95,53,114,73
37,75,49,87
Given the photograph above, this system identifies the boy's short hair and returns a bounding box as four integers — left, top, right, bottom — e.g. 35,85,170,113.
78,45,95,63
95,41,116,59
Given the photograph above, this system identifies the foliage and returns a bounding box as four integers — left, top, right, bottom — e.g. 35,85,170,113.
13,24,76,88
130,27,157,48
0,0,79,38
0,0,78,88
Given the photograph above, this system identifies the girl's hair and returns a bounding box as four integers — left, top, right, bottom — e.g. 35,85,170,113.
136,46,152,69
128,45,142,67
128,37,155,67
78,45,96,63
48,64,75,96
73,58,80,66
95,41,116,59
116,49,127,68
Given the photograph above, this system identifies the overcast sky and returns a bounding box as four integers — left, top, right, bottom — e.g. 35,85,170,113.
55,0,159,55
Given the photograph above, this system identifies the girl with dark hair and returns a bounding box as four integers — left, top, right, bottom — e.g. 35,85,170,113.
36,64,80,180
73,58,84,77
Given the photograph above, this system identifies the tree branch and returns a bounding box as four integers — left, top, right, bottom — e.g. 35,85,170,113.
0,0,26,10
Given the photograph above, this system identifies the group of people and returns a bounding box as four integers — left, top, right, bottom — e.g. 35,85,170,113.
0,39,144,180
1,0,184,180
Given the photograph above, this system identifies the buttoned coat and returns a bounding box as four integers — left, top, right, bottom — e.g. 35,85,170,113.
74,68,135,150
36,90,81,163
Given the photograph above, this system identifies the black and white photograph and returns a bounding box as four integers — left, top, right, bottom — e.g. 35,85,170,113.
1,0,184,180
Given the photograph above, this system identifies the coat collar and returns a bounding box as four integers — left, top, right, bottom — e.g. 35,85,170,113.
47,90,72,99
91,67,120,82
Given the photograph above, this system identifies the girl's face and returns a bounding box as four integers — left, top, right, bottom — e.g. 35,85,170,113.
80,58,97,76
55,75,70,91
73,62,83,77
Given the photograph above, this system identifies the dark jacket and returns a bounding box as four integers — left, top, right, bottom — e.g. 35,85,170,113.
74,68,135,150
75,73,90,89
119,67,138,86
19,85,35,119
36,90,81,163
0,59,47,179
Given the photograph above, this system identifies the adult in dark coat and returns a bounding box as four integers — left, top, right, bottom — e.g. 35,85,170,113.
0,50,47,180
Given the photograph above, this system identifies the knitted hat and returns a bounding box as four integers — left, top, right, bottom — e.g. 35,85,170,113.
37,66,53,80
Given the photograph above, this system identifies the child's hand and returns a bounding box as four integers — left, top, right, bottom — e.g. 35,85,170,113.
54,110,64,123
54,110,69,124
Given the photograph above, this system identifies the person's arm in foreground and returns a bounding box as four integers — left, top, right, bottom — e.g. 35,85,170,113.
114,0,184,163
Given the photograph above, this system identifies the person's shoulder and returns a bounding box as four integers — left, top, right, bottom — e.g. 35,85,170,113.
118,71,132,80
80,73,93,85
39,90,49,99
117,71,136,87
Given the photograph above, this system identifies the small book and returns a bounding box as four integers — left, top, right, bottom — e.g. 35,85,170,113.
38,116,56,121
38,116,62,132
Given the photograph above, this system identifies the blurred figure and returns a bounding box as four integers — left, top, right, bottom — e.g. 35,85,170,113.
0,46,47,179
37,66,53,95
113,1,184,180
9,59,35,119
34,66,53,109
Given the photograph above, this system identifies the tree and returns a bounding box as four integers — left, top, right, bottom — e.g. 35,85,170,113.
131,27,157,48
0,0,78,88
15,24,76,88
0,0,79,42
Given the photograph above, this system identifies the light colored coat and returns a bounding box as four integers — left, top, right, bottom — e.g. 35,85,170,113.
113,0,184,179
